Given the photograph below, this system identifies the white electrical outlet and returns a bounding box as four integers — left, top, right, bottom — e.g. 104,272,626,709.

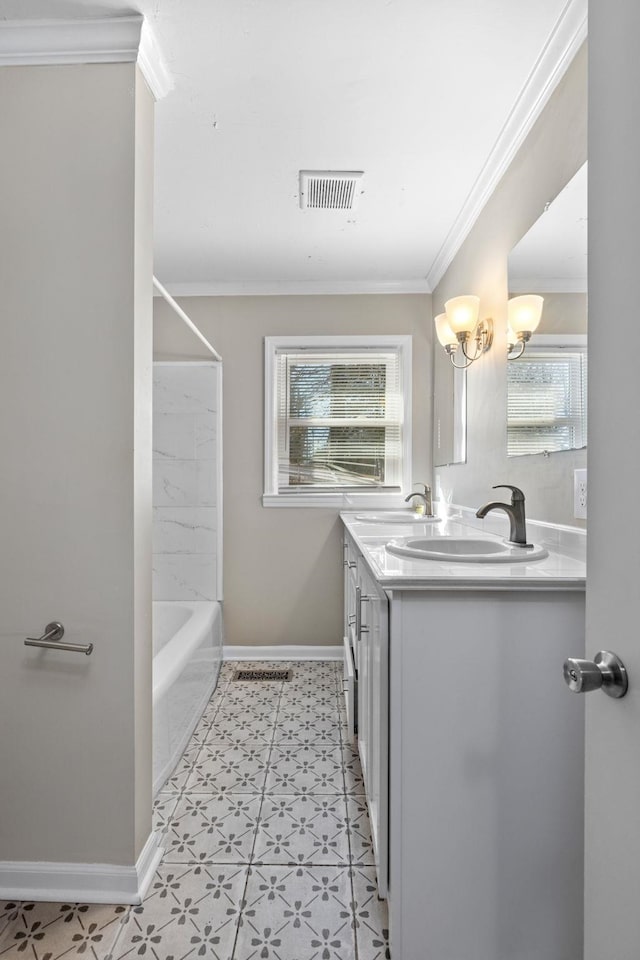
574,469,587,519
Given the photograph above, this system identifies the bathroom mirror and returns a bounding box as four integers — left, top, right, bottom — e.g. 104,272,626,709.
433,331,467,466
507,162,587,457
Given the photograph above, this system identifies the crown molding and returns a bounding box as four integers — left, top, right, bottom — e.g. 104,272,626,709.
426,0,588,292
154,278,432,297
0,15,172,100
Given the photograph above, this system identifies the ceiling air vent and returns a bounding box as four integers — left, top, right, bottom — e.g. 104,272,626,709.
299,170,364,210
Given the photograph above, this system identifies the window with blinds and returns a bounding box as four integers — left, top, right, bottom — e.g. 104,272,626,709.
507,347,587,457
267,340,409,494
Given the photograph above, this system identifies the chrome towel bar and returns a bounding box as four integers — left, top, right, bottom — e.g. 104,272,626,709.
24,621,93,656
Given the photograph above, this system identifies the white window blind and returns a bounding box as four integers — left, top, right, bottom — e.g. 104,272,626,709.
273,348,405,491
507,348,587,456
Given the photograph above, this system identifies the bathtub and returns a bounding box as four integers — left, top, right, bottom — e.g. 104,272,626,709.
153,600,222,795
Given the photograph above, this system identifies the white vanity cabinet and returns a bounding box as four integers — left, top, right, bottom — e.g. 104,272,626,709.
342,531,389,898
341,516,586,960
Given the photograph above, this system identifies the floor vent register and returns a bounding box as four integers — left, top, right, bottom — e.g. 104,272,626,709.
232,669,293,682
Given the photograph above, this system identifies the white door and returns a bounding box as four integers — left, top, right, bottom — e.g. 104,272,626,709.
584,5,640,957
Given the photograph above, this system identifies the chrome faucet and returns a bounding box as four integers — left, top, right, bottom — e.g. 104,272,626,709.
475,485,531,547
405,483,433,517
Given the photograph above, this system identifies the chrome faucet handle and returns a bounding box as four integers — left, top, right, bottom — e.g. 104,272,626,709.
492,484,525,502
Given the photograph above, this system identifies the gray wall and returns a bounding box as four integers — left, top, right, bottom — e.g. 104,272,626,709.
154,294,431,647
432,43,588,527
585,1,640,956
0,63,153,865
536,292,587,336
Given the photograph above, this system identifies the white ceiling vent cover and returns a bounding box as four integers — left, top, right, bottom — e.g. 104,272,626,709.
299,170,364,210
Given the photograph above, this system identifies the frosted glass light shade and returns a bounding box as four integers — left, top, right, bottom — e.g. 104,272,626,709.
507,324,518,349
508,295,544,335
435,313,457,347
444,295,480,335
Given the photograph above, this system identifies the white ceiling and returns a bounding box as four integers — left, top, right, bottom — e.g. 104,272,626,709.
0,0,586,293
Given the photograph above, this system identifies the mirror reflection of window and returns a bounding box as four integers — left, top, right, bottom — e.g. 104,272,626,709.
507,162,587,458
507,340,587,456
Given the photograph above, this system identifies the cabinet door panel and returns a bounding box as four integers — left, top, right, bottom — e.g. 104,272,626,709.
368,581,389,898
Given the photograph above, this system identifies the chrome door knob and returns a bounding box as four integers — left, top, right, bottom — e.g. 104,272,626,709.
563,651,628,698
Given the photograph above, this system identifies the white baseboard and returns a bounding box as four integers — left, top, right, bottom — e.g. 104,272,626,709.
0,831,163,905
223,645,342,661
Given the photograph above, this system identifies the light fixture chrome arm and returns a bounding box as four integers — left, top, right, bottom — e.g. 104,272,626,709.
507,330,532,360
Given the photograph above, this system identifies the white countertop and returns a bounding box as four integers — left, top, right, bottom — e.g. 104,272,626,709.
341,510,586,591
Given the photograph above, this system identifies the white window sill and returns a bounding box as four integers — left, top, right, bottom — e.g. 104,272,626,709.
262,492,408,509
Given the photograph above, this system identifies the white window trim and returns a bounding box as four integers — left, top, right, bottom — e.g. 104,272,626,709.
263,334,412,508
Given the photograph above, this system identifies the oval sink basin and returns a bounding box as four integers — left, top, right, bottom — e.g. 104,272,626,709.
386,537,548,563
355,512,441,524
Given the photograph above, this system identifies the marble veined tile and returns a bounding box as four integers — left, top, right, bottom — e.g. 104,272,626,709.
153,460,198,506
153,507,217,554
195,414,218,459
153,413,195,461
153,365,218,415
152,554,217,601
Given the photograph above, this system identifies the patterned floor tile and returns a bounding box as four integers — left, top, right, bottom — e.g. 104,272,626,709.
283,677,338,696
278,690,341,711
234,865,355,960
221,686,283,709
0,901,128,960
273,715,342,746
342,742,366,796
346,797,375,865
112,864,247,960
217,662,238,681
185,745,271,794
200,691,227,724
153,793,181,836
1,663,383,960
253,795,350,866
163,794,261,864
215,700,279,724
288,662,339,680
204,713,276,747
277,701,340,723
351,867,390,960
228,661,294,672
163,744,202,792
265,746,345,795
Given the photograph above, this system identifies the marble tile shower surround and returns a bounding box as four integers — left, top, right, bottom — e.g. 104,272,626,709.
0,661,390,960
153,364,220,602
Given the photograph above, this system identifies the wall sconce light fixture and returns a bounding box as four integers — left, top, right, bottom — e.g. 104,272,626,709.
507,295,544,359
434,295,493,369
